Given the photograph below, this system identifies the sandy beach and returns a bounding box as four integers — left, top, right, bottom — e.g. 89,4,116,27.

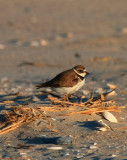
0,0,127,159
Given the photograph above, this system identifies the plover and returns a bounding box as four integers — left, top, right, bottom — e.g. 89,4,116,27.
36,65,89,99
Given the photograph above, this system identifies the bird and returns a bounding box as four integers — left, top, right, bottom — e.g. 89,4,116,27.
36,65,89,100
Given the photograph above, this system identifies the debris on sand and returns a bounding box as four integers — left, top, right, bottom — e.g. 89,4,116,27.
102,111,118,123
0,106,49,135
30,41,40,47
47,146,63,150
0,44,5,50
40,39,48,46
48,89,124,116
121,27,127,34
95,120,109,132
0,89,125,134
56,137,72,145
90,56,112,62
1,77,9,83
107,83,117,89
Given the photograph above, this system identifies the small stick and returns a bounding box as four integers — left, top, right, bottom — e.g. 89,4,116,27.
64,106,124,116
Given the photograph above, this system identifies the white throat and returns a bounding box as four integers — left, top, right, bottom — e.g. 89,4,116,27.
73,68,85,77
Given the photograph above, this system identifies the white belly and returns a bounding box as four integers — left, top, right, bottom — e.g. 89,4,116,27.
41,79,85,95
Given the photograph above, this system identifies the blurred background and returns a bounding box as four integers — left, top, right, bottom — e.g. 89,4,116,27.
0,0,127,87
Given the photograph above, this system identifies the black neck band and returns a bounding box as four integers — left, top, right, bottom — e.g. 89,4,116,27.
75,72,85,80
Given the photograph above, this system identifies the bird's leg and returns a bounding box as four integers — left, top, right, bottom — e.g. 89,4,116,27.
63,95,66,101
61,94,69,107
62,94,69,101
66,94,69,101
61,95,66,107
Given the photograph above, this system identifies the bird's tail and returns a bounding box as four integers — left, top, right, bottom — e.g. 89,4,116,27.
36,84,42,89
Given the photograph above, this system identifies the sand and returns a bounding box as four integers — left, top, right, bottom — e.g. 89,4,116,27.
0,0,127,159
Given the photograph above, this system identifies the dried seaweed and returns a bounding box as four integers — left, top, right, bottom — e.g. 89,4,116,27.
48,89,125,116
64,106,124,116
0,106,47,135
0,89,125,134
37,106,75,112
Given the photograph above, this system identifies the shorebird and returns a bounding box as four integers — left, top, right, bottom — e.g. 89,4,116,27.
36,65,89,100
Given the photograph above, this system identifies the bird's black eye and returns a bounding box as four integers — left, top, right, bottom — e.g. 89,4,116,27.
79,69,83,73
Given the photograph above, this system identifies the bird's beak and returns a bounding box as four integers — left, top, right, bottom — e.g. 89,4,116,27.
85,71,90,75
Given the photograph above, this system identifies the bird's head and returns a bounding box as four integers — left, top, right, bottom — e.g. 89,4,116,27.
73,65,89,77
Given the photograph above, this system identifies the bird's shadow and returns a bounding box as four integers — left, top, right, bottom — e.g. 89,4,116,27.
76,120,104,131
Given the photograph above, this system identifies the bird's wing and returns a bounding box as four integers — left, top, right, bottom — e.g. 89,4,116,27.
36,69,79,88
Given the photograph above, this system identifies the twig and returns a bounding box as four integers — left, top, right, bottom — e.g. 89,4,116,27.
64,106,124,116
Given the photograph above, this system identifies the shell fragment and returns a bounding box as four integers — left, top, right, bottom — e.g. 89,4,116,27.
102,112,118,123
